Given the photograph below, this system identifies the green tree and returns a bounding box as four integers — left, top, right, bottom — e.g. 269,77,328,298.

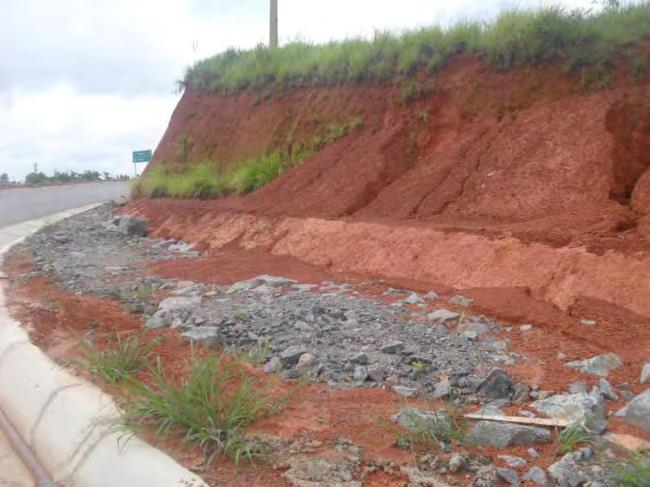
0,173,8,184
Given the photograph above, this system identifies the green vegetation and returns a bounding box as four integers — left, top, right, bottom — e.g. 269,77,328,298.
615,450,650,486
133,115,363,199
81,331,161,383
556,421,595,454
121,352,286,463
386,408,465,450
184,2,650,93
24,170,131,186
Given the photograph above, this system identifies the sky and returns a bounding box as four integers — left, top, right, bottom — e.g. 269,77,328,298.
1,0,595,181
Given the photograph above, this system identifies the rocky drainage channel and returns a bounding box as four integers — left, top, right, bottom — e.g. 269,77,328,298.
10,205,650,486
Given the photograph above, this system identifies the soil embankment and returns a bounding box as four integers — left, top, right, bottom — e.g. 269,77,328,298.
131,53,650,322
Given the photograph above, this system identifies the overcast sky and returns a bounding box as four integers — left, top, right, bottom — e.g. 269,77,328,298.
1,0,595,181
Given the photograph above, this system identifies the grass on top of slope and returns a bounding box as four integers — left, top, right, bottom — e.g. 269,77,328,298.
184,2,650,93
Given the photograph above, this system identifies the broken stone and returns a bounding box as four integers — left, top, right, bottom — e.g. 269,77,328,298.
144,296,202,328
477,368,513,399
449,295,473,308
580,319,596,326
597,378,618,400
117,215,148,237
350,352,368,365
432,379,451,399
448,453,469,473
522,466,549,486
466,421,550,448
641,363,650,384
496,467,519,485
283,456,360,487
353,365,368,383
366,365,385,382
547,453,584,487
297,353,315,369
391,408,450,431
181,327,222,347
424,291,439,300
498,455,527,468
381,340,404,354
568,380,588,394
263,356,282,373
564,352,623,377
427,309,460,323
393,385,418,398
512,383,531,404
532,391,607,434
519,324,533,332
474,466,499,487
280,345,309,367
615,388,650,432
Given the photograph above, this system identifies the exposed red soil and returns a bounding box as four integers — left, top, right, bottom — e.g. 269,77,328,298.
4,243,650,486
129,51,650,331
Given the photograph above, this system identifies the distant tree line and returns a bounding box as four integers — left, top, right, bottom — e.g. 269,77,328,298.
5,170,132,186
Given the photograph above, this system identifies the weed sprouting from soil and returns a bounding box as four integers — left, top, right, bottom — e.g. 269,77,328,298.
81,331,162,383
184,3,650,93
119,351,292,464
556,421,596,455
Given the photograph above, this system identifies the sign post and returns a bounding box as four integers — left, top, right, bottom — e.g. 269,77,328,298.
132,150,152,178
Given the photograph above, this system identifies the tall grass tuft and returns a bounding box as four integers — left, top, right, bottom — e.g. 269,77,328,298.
184,3,650,93
121,353,285,463
81,331,162,383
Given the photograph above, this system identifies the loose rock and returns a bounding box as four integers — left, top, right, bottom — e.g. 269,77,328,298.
564,352,623,377
615,388,650,432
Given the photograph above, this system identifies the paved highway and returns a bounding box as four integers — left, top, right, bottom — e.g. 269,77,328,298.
0,181,130,485
0,182,130,228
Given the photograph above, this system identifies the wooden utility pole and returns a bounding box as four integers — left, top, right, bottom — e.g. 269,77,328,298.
270,0,278,48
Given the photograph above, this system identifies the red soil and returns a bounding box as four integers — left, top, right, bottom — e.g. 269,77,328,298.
130,52,650,330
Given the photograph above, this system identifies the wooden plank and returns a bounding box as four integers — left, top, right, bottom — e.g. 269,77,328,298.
464,413,571,428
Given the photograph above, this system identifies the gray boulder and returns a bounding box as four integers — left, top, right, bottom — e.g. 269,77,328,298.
531,391,607,433
522,466,549,485
477,368,513,399
547,453,584,487
117,215,148,237
466,421,550,447
427,309,460,323
279,345,310,367
449,295,473,308
496,468,519,486
564,352,622,377
391,408,451,432
181,327,222,347
641,363,650,384
145,296,201,328
615,388,650,432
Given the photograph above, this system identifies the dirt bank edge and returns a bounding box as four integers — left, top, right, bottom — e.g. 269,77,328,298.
0,206,207,487
130,205,650,318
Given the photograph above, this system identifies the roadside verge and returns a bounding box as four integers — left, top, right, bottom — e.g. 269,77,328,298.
0,204,207,486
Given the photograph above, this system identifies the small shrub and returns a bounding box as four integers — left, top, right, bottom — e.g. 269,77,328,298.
121,352,287,463
82,331,162,383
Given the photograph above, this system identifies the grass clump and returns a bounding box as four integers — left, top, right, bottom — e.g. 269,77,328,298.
184,3,650,93
556,421,596,454
386,407,465,451
615,450,650,486
81,331,161,383
121,352,286,463
133,115,364,199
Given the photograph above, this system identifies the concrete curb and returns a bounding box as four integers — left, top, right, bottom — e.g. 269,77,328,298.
0,205,207,486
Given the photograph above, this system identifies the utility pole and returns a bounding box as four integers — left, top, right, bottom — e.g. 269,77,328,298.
270,0,278,48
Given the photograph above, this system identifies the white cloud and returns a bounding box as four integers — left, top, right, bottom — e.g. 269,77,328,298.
0,0,600,181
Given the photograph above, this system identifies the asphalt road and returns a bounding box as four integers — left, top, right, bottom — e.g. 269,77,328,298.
0,182,130,228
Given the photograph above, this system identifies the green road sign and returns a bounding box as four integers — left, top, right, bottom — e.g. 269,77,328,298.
132,150,152,163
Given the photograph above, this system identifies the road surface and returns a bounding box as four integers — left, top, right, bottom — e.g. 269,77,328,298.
0,181,130,485
0,182,130,228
